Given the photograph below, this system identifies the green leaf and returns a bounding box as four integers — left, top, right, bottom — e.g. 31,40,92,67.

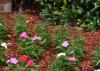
0,56,6,62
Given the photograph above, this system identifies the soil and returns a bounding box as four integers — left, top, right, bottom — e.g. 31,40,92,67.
1,13,100,71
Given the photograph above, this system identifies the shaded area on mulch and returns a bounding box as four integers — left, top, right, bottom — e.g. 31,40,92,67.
1,13,100,71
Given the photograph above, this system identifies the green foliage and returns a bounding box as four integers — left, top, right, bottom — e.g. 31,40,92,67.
36,0,73,24
35,24,51,47
0,15,7,41
0,55,6,66
54,25,71,51
51,56,80,71
18,24,51,61
18,38,40,61
14,15,27,36
51,37,85,71
66,38,85,61
36,0,100,31
93,46,100,69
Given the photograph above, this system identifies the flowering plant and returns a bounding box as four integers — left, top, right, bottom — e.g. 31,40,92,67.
51,54,79,71
5,56,39,71
51,37,85,71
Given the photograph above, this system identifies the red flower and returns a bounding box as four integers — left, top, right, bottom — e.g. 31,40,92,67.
27,60,35,67
21,55,28,61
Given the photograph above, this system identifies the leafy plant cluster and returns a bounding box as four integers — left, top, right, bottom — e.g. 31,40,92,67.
14,15,28,36
51,37,85,71
16,20,85,71
18,24,51,61
93,46,100,69
35,0,100,31
0,15,8,41
0,15,8,67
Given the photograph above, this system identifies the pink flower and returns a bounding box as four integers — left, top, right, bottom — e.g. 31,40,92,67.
68,56,76,62
20,32,29,39
32,35,41,40
27,60,35,67
62,41,69,47
6,58,18,64
21,54,28,61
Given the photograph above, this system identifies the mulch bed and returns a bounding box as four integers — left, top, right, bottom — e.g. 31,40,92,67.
1,13,100,71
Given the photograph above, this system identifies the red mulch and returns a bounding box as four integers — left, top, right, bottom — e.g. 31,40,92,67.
1,13,100,71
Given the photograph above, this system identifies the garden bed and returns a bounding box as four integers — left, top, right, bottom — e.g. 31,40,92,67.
0,13,100,71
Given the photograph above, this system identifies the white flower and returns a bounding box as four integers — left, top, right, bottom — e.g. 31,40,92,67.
95,69,100,71
56,53,66,57
1,42,7,49
26,20,29,23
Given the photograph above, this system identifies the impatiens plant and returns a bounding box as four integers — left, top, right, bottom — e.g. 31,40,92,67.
51,37,85,71
18,28,51,61
18,36,40,60
5,56,39,71
51,54,79,71
6,58,19,71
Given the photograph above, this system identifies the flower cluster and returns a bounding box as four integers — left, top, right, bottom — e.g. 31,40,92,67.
21,54,35,67
56,40,77,62
20,32,42,41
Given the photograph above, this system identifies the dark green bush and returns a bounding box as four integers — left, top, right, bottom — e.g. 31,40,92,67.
35,0,100,31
